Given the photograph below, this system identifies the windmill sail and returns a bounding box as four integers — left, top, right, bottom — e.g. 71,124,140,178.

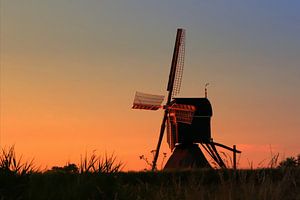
166,117,172,150
167,104,196,124
172,30,185,97
167,29,185,98
132,91,164,110
173,109,195,124
166,105,194,150
167,112,178,151
152,28,186,170
166,104,195,112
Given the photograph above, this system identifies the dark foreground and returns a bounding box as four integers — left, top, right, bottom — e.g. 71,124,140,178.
0,169,299,200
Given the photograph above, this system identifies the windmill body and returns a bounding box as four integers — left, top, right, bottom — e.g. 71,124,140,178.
168,98,212,145
164,98,213,169
132,28,241,170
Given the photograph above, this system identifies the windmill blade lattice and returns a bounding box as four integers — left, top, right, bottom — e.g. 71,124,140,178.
172,29,185,97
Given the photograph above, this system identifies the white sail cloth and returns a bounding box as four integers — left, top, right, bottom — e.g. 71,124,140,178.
132,91,165,110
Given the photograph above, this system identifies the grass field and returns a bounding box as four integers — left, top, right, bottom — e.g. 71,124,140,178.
1,168,300,199
0,147,299,200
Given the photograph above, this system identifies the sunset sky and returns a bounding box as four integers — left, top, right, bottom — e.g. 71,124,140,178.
1,1,300,170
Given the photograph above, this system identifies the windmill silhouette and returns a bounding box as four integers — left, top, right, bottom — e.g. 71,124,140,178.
132,29,241,170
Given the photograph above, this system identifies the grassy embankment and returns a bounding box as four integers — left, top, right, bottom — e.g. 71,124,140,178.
0,146,299,200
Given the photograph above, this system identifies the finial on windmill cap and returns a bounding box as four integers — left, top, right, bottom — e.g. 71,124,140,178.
205,83,209,98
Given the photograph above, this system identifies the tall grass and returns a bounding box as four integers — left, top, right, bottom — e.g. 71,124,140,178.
79,151,123,173
0,145,36,175
1,168,299,199
0,146,299,199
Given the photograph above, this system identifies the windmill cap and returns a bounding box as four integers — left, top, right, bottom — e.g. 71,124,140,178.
173,98,213,116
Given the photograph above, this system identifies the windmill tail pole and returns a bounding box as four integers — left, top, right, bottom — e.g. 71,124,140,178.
152,111,168,171
233,145,237,170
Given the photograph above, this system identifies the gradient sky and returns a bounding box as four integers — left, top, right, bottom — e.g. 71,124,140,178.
1,0,300,170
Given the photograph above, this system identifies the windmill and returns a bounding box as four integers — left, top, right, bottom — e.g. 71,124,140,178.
132,28,241,170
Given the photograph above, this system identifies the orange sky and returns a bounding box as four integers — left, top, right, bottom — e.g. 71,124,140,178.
1,1,300,171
